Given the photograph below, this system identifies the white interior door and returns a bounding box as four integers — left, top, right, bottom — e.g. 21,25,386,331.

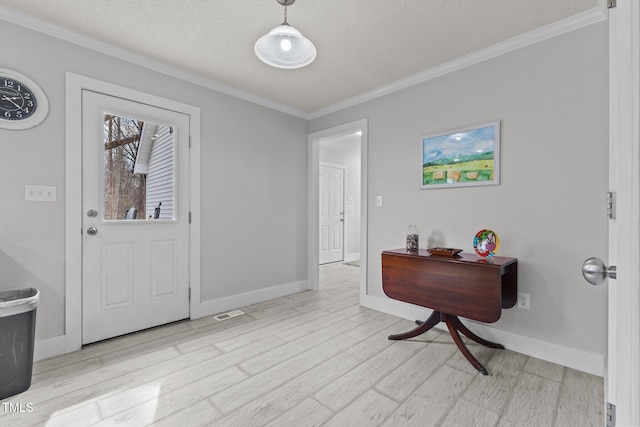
607,1,640,424
82,90,190,344
319,163,345,264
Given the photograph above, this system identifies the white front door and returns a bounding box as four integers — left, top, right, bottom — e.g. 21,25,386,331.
82,90,190,344
319,163,344,264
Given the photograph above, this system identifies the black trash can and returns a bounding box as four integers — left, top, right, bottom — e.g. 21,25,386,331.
0,288,39,400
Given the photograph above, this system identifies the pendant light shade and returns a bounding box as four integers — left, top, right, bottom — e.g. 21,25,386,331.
255,0,316,69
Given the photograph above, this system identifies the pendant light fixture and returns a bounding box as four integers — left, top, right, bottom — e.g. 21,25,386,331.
255,0,317,69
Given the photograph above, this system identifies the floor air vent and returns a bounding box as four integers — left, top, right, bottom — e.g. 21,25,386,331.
213,310,245,321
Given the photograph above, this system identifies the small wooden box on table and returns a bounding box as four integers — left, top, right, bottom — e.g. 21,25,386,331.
382,249,518,375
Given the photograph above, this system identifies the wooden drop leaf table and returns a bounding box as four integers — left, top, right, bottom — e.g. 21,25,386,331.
382,249,518,375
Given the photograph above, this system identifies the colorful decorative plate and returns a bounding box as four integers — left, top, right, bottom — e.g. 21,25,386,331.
473,229,500,258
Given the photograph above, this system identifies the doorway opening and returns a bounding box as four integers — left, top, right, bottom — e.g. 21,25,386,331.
308,119,368,297
65,73,201,354
319,133,361,268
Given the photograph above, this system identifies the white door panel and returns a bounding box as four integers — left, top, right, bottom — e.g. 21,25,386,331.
151,239,178,299
101,242,134,308
82,90,190,344
319,164,344,264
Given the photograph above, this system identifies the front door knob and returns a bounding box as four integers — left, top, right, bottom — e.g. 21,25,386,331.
87,227,98,236
582,257,616,286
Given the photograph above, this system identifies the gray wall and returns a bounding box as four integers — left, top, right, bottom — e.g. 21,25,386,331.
0,16,610,358
310,22,609,354
0,21,308,340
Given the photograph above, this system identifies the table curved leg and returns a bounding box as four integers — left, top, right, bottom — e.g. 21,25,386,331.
444,315,488,375
388,310,440,340
451,316,505,349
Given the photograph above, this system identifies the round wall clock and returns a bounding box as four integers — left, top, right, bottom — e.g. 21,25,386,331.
0,68,49,130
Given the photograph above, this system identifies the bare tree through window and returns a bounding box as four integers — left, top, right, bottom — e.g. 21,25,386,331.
103,114,146,220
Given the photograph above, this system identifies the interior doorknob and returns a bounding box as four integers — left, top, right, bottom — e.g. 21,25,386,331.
582,257,616,286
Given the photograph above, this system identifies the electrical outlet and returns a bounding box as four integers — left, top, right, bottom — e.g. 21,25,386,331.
517,292,530,310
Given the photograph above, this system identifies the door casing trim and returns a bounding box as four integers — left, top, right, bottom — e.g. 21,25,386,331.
65,72,201,352
608,1,640,423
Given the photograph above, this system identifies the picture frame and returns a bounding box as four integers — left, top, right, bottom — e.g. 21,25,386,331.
420,120,500,189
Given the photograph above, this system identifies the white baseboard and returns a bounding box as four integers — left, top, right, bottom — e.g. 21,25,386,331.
361,294,605,377
34,334,67,362
344,253,360,263
191,279,310,319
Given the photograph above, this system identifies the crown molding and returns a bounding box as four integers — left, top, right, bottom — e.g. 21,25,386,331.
308,5,608,120
0,5,309,119
0,4,608,122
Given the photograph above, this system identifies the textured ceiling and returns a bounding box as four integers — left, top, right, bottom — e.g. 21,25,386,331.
0,0,600,115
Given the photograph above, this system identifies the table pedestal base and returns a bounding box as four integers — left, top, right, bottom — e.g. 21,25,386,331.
388,310,504,375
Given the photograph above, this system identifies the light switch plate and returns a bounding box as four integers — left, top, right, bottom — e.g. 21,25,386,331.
25,185,56,202
376,196,383,207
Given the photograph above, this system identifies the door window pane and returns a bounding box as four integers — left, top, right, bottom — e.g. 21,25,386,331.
102,114,175,221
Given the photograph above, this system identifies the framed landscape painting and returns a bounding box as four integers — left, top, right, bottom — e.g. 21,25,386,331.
421,120,500,189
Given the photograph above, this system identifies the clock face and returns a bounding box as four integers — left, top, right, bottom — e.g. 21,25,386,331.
0,68,48,130
0,77,38,120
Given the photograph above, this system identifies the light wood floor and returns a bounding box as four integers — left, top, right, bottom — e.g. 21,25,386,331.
1,262,603,426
